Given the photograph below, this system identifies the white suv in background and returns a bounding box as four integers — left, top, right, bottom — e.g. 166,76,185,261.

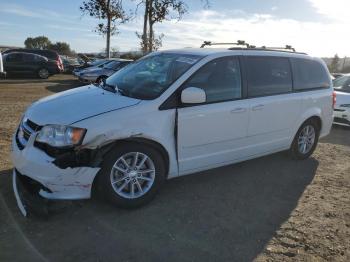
333,74,350,126
11,47,333,215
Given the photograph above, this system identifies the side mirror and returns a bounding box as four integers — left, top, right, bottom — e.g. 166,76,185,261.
181,87,206,104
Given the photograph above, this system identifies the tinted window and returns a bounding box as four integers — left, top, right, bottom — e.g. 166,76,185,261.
23,53,35,62
246,56,292,97
182,56,242,103
6,53,23,62
291,58,330,90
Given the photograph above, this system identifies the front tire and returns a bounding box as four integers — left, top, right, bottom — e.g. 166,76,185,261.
290,119,320,160
37,68,49,79
97,143,166,208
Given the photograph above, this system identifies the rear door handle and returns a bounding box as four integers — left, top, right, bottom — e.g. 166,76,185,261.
252,104,264,111
230,107,246,113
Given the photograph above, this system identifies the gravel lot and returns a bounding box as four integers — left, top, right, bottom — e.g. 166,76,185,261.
0,75,349,262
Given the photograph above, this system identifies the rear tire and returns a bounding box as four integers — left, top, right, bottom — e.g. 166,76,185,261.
290,119,320,160
38,68,49,79
96,143,166,208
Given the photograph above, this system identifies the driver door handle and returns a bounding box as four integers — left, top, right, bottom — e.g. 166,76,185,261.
230,107,246,113
252,104,264,111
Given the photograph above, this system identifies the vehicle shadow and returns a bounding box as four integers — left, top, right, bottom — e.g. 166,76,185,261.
321,125,350,147
0,152,318,261
45,79,82,93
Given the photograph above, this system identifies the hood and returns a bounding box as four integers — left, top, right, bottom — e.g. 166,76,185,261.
25,85,141,125
335,90,350,106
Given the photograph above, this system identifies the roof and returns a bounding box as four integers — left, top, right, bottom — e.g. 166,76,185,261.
161,48,311,59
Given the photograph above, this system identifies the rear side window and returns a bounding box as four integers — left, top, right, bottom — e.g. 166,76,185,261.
246,56,292,97
291,58,330,90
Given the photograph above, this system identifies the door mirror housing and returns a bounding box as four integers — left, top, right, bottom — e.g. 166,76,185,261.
181,87,206,104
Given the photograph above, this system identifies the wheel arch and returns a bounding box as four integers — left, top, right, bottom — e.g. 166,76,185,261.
290,114,322,148
91,137,170,195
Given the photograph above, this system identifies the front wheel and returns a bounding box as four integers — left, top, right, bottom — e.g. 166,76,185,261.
37,68,49,79
290,119,320,160
97,143,166,208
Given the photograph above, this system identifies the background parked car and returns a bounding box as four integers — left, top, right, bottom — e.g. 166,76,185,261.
60,56,82,74
78,59,132,83
3,48,64,73
72,59,112,75
3,52,60,79
332,73,345,79
333,74,350,126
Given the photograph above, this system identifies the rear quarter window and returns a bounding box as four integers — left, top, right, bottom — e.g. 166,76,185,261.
246,56,293,97
291,58,330,90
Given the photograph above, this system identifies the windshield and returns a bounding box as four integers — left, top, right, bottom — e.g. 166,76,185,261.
106,53,203,99
104,61,121,70
333,75,350,93
91,59,107,66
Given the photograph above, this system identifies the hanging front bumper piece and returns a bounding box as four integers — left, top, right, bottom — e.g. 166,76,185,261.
12,169,49,217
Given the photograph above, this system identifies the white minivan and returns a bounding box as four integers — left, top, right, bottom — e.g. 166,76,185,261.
11,47,334,215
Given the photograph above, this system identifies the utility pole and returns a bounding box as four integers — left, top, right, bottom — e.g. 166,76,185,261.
106,0,111,58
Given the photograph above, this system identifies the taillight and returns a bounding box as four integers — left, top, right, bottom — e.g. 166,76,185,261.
57,57,63,70
332,91,336,109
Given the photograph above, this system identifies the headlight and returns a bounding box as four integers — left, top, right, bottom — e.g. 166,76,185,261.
340,104,350,108
36,125,86,148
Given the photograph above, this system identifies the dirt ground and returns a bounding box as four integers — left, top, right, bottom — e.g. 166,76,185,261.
0,74,349,262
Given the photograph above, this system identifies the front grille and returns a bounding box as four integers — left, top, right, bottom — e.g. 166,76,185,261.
26,119,40,131
16,118,42,150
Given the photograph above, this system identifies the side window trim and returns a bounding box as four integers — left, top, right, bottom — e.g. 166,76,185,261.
159,55,246,110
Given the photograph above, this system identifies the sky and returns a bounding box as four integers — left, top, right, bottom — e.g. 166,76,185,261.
0,0,349,57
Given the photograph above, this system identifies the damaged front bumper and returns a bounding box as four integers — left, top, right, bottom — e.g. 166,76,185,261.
12,169,49,217
11,130,100,216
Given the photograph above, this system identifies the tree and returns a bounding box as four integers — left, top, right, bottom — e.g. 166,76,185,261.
24,36,52,49
136,0,210,54
80,0,129,58
49,42,73,55
329,54,340,73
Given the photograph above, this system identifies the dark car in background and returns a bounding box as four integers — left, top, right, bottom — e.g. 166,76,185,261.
3,48,64,73
78,59,132,83
3,52,61,79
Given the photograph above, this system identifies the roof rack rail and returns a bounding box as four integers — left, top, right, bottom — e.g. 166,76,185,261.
260,45,296,52
200,40,253,48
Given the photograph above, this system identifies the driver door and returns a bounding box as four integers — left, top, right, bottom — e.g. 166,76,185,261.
177,56,250,174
